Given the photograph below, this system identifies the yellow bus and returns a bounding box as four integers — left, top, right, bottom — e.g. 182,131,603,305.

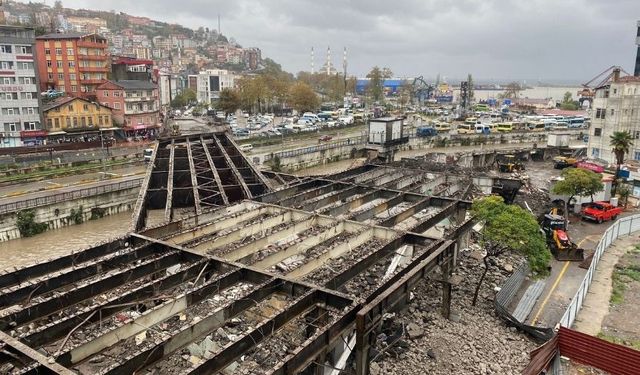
464,117,478,125
528,121,545,132
433,121,452,132
496,122,513,132
457,124,475,134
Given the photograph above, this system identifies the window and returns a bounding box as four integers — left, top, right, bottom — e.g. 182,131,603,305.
69,73,76,81
610,109,615,116
24,122,37,130
1,77,15,84
81,117,86,127
71,85,77,92
73,117,78,128
103,90,109,97
45,48,51,55
18,62,33,70
55,48,62,55
68,61,75,68
47,73,53,80
634,151,640,161
114,102,121,109
68,105,73,111
47,60,52,68
0,61,14,69
56,60,63,69
65,117,71,128
58,85,65,92
17,46,32,54
88,116,93,126
591,148,600,158
5,123,17,132
22,107,35,115
67,48,74,56
113,91,120,97
54,118,60,129
18,77,35,84
594,128,602,136
595,108,606,119
2,108,19,115
57,73,64,81
98,116,103,126
0,92,18,100
83,104,89,111
634,131,640,140
0,45,11,53
613,88,617,95
46,118,53,129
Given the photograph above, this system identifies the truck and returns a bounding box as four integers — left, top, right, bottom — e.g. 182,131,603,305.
416,126,437,137
580,201,622,223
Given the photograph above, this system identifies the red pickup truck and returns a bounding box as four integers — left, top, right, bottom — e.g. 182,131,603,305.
580,201,623,223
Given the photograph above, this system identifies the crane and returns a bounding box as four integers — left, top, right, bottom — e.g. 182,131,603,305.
411,76,434,105
578,66,631,108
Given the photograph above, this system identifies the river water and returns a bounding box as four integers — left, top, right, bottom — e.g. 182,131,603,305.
0,212,131,271
453,86,582,102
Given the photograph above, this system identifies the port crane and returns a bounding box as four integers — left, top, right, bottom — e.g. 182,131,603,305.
411,76,434,104
578,65,631,107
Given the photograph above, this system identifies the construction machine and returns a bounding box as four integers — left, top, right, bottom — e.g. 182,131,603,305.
553,156,578,169
497,155,525,173
541,213,584,261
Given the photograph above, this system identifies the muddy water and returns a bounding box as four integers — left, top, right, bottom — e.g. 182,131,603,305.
0,212,131,271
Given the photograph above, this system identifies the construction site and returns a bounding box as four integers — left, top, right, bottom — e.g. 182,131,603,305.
0,131,591,374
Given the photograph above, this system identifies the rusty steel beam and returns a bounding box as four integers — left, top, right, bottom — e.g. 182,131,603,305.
300,185,362,212
130,143,158,231
410,201,459,234
0,330,75,375
0,251,184,331
186,138,202,215
21,259,215,349
378,197,431,228
278,182,347,208
0,238,130,291
213,133,252,199
201,135,229,205
0,243,162,307
222,132,274,190
188,291,318,375
350,193,404,222
258,179,331,204
164,139,175,223
323,189,393,217
355,240,456,375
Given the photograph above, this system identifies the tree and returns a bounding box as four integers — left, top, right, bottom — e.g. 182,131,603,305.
288,82,319,113
170,88,197,109
218,88,241,116
471,196,550,306
560,91,579,110
610,131,633,195
366,66,393,103
552,168,604,224
498,82,523,100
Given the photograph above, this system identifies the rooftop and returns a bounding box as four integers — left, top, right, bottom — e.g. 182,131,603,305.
42,96,108,112
101,80,158,90
36,32,106,41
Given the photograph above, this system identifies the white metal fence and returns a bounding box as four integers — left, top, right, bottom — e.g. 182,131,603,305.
559,214,640,327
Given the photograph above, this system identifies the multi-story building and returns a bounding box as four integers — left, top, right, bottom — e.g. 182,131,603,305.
635,20,640,77
35,32,109,98
587,72,640,163
111,56,153,82
95,80,159,133
42,96,113,131
0,26,43,147
196,69,236,104
243,47,261,70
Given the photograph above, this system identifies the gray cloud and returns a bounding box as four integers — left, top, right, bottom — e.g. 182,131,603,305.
61,0,638,81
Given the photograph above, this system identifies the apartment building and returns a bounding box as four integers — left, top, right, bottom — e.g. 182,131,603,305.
587,73,640,163
42,96,113,131
95,80,159,133
35,32,109,98
196,69,237,104
0,25,43,147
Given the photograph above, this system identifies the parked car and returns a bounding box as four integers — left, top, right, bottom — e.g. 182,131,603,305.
238,144,253,152
338,115,354,125
580,201,623,223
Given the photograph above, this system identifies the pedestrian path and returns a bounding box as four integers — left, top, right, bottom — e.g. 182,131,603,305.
573,235,638,335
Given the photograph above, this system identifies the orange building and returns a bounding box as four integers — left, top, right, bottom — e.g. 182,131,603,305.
35,32,109,98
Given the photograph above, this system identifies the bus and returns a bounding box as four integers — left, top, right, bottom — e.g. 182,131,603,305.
528,121,546,132
457,124,475,134
496,122,513,132
465,117,478,125
568,117,586,128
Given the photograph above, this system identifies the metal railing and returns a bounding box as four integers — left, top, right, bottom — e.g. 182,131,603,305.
0,178,143,215
560,214,640,328
264,136,365,161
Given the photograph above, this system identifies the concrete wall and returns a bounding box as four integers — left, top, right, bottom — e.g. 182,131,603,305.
0,186,139,241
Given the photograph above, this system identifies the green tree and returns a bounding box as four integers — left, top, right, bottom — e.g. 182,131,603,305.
288,82,319,113
218,88,241,116
552,168,604,224
560,91,579,110
170,88,197,109
610,130,633,195
366,66,393,103
471,196,551,306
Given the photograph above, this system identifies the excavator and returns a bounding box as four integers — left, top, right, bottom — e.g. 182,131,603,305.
541,209,584,261
497,155,525,173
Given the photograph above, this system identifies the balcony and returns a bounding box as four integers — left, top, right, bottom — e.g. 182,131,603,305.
124,108,159,115
77,41,107,49
78,66,109,73
80,79,106,85
124,96,158,102
77,54,107,61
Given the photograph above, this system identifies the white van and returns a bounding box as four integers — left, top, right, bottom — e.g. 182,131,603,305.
238,144,253,152
302,113,320,124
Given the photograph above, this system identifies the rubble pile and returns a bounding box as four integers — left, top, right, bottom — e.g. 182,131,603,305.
368,249,536,375
270,231,357,274
243,225,329,265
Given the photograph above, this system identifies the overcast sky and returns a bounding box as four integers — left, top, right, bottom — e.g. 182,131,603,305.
58,0,638,82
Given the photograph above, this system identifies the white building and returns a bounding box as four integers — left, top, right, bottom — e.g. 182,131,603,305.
196,69,237,104
158,73,179,107
587,72,640,164
0,26,43,147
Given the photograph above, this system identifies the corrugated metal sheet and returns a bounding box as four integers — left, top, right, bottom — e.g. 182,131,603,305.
512,280,545,322
559,327,640,375
522,334,558,375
